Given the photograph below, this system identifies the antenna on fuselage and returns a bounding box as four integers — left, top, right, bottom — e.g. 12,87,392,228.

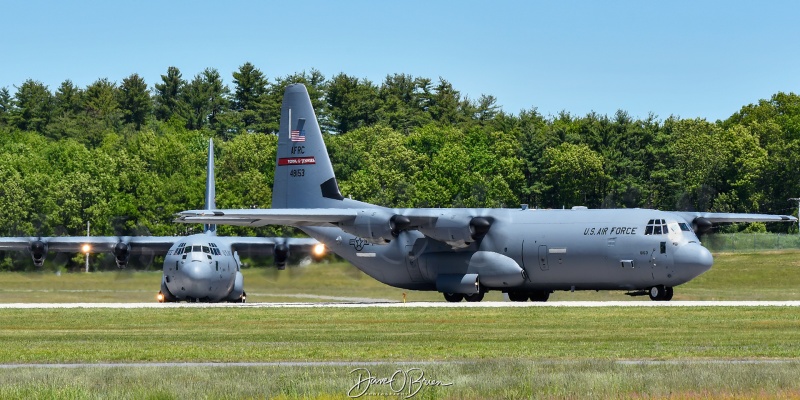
204,138,217,234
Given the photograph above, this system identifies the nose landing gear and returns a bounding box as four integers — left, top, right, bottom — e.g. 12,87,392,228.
648,285,674,301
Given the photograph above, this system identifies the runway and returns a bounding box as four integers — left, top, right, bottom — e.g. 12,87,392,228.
1,300,800,308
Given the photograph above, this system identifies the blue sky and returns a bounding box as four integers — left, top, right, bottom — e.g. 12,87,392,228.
3,0,798,121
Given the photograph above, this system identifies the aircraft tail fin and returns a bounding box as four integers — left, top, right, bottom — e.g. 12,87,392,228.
272,84,346,209
204,138,216,234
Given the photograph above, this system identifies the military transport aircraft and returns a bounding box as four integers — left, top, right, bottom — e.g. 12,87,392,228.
0,139,322,303
176,84,797,302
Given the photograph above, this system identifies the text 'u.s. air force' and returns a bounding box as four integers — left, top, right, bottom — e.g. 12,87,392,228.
584,226,637,236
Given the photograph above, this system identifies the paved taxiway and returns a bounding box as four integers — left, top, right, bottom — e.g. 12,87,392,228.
1,300,799,308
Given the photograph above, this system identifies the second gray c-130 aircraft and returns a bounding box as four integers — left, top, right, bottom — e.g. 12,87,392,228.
0,138,322,303
176,84,797,302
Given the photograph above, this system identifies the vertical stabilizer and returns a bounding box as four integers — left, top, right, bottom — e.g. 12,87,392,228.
205,138,216,234
272,84,346,209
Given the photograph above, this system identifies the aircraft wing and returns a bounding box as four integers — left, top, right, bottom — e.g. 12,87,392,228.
673,212,797,224
175,208,441,229
175,209,361,227
0,236,177,254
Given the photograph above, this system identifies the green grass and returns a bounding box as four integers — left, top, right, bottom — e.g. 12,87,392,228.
2,250,799,303
1,306,800,398
2,362,800,399
1,307,799,363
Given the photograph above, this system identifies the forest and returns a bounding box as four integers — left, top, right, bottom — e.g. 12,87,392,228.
1,62,799,270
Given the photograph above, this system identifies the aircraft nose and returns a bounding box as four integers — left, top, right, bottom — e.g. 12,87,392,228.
673,242,713,278
179,262,214,297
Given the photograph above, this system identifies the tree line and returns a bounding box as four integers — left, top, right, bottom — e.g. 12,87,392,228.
1,63,798,270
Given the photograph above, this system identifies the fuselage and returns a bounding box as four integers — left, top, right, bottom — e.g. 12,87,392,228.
303,207,713,293
161,233,244,302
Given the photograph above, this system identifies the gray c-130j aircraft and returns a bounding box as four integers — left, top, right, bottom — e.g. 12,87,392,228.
0,138,322,303
177,84,797,302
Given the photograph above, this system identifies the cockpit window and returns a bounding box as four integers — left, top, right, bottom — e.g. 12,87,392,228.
679,223,691,232
202,246,210,254
192,245,202,253
644,219,669,235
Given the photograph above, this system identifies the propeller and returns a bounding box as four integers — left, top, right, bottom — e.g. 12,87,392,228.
692,217,714,235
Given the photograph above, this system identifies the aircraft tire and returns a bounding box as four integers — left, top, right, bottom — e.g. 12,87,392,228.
443,293,464,302
529,290,550,302
648,285,670,301
464,292,485,302
507,291,528,302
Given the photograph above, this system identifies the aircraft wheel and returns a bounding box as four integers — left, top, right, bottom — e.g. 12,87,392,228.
529,290,550,302
241,291,247,304
649,285,669,301
507,291,528,302
443,293,464,303
464,292,484,302
663,287,673,301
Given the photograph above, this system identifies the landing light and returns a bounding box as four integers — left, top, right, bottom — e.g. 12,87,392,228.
157,292,164,302
312,243,326,257
81,244,91,254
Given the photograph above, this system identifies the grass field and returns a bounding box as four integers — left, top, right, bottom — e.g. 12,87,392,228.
1,250,800,398
1,306,800,399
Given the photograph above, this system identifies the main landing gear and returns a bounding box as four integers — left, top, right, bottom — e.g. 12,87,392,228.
443,292,485,303
507,290,550,302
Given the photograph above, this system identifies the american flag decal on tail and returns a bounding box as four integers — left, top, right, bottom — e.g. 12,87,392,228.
290,129,306,142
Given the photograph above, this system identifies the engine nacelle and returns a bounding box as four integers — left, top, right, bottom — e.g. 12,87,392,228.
29,240,48,267
436,273,480,295
418,216,492,248
337,210,396,243
113,242,131,268
692,217,713,235
274,243,289,270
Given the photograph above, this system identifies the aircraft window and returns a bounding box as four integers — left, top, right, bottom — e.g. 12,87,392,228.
192,245,202,253
203,246,210,254
645,219,669,235
679,223,691,232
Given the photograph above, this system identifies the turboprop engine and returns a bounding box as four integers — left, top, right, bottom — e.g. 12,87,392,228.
691,217,714,235
113,241,131,268
417,216,492,248
337,211,411,244
29,240,48,267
